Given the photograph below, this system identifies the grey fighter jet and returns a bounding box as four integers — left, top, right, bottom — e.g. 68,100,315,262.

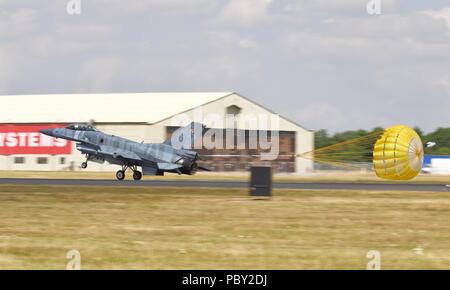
40,123,209,180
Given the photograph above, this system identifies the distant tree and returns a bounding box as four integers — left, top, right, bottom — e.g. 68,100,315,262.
371,127,384,134
423,127,450,155
414,127,424,140
314,129,330,149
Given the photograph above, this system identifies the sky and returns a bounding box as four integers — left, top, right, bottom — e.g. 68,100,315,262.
0,0,449,133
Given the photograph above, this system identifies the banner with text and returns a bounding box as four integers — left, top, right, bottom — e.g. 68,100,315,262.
0,124,72,155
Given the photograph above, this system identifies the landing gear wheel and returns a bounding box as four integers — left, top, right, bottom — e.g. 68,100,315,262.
133,171,142,181
81,162,88,169
116,170,125,181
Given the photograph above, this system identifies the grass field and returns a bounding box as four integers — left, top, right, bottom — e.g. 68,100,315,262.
0,184,449,269
0,170,449,184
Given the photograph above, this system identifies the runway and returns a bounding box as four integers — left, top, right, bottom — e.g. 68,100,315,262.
0,178,449,192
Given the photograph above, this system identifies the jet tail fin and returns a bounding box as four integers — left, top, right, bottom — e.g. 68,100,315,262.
163,122,205,150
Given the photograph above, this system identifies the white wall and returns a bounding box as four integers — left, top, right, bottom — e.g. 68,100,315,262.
3,155,72,171
429,159,450,174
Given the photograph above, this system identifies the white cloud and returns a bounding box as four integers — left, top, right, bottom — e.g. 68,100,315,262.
423,7,450,29
433,75,450,95
0,48,15,92
297,103,349,131
77,57,124,91
239,38,259,49
91,0,219,15
0,1,448,132
0,8,36,37
295,102,399,133
217,0,273,27
283,0,399,15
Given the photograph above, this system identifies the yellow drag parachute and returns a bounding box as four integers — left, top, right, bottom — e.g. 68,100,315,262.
373,125,424,180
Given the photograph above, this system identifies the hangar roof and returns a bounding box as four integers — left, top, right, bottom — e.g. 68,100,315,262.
0,92,310,132
0,92,233,124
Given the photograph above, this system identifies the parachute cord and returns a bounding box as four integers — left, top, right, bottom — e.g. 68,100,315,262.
301,131,382,157
297,130,387,171
299,131,382,168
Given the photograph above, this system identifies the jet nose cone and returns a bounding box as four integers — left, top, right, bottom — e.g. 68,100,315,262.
40,128,54,137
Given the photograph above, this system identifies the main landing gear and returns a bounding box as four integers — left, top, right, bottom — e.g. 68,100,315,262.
80,157,142,181
116,164,142,181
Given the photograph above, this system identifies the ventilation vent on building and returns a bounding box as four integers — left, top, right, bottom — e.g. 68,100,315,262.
226,105,241,116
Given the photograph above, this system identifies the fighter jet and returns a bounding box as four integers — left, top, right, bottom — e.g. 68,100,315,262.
40,122,209,180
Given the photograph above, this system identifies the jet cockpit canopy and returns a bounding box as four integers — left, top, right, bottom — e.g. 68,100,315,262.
66,123,98,132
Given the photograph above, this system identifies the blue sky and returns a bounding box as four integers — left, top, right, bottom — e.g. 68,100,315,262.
0,0,449,132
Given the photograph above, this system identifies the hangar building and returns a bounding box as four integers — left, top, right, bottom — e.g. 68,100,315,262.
0,92,314,174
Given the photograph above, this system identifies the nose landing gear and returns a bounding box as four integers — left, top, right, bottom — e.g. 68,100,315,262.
81,154,90,169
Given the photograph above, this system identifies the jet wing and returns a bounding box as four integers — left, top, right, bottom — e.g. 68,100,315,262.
77,144,142,162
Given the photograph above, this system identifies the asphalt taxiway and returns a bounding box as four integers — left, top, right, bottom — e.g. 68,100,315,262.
0,178,448,192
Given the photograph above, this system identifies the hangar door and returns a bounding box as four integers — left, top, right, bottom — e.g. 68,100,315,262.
166,127,295,173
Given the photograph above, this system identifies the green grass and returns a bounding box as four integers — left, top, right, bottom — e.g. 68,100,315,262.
0,185,449,269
